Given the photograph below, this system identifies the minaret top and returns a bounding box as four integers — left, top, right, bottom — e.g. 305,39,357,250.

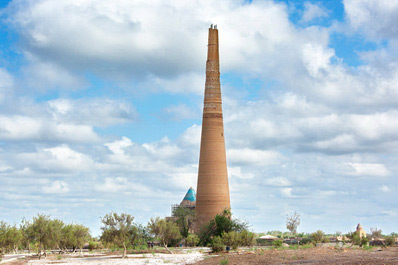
207,25,219,61
210,24,218,29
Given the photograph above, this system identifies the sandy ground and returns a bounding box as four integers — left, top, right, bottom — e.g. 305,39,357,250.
26,253,205,265
3,247,398,265
3,249,209,265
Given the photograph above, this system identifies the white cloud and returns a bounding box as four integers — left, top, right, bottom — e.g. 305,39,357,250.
280,187,293,197
348,163,390,177
0,68,13,103
344,0,398,40
379,185,391,193
163,104,198,121
301,2,329,23
42,180,69,194
301,43,334,76
264,177,291,187
228,148,282,166
48,98,137,127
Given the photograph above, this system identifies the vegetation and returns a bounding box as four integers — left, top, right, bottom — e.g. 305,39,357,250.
100,212,138,258
286,212,300,236
147,217,181,253
198,209,248,246
311,230,327,244
272,239,283,248
210,236,224,252
0,215,91,259
370,227,383,238
186,233,199,247
1,210,397,259
172,206,195,238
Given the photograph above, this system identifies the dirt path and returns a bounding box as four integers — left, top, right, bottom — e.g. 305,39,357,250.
193,247,398,265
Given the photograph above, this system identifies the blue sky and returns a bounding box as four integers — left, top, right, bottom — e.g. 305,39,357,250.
0,0,397,237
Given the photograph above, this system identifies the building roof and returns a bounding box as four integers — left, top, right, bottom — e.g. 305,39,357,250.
182,187,196,202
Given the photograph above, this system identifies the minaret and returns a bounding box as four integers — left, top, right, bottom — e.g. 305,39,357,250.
195,25,230,231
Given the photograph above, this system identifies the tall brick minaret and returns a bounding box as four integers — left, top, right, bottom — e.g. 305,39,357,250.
195,25,230,231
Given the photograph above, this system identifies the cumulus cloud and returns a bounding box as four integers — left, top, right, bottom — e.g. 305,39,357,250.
42,180,69,194
347,163,390,177
1,0,398,235
344,0,398,40
162,104,198,121
301,2,329,23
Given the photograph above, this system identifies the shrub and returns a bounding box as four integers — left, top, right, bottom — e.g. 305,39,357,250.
211,236,225,253
272,240,283,248
299,238,312,245
238,230,255,246
311,230,325,244
88,240,103,250
361,237,369,247
222,232,238,250
385,236,395,246
186,233,199,247
220,258,229,265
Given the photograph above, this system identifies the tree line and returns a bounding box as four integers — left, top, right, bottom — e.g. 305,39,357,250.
0,208,255,259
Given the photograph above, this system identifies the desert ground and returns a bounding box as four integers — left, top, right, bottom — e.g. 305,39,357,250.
2,246,398,265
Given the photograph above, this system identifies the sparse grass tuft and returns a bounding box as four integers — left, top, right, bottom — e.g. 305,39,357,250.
220,258,229,265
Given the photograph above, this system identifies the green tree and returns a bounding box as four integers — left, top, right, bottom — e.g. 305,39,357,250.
29,214,54,259
100,212,137,258
0,221,9,255
6,225,23,254
61,224,90,254
147,217,181,253
198,209,248,246
172,206,195,238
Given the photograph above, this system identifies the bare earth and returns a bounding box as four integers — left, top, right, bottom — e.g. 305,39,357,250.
195,247,398,265
3,247,398,265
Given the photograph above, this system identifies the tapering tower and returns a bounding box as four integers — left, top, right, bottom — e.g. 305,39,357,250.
195,25,230,231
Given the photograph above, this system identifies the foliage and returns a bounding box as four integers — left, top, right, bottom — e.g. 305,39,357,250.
220,258,229,265
199,209,248,246
222,231,239,250
272,239,283,248
211,236,224,252
346,231,368,247
310,230,325,244
147,217,181,253
100,212,137,258
0,222,23,254
370,227,383,238
286,212,300,236
186,233,199,247
385,236,395,246
238,230,255,246
88,240,103,250
172,206,195,238
299,237,312,245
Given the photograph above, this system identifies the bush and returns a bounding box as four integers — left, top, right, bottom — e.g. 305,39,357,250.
311,230,325,244
186,233,199,247
238,230,255,246
272,240,283,248
299,238,312,245
385,236,395,246
222,232,238,250
211,236,225,253
88,241,103,251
